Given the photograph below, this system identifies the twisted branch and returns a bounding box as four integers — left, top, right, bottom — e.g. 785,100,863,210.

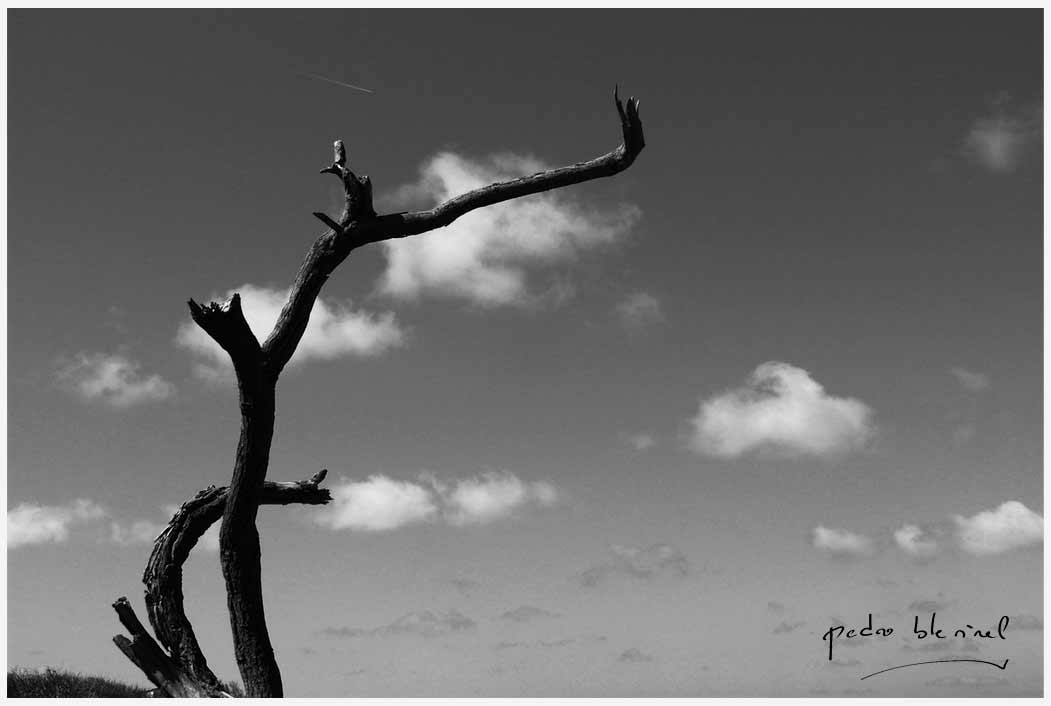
114,471,331,696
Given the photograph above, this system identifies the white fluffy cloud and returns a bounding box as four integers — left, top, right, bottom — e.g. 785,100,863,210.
57,353,175,408
954,501,1043,555
435,471,558,526
963,97,1041,173
616,292,664,333
315,475,438,532
812,525,874,557
175,283,405,380
8,499,108,549
378,152,640,307
314,470,558,532
894,524,939,559
690,362,874,458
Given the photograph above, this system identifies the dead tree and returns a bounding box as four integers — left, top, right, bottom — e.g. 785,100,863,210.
113,89,644,697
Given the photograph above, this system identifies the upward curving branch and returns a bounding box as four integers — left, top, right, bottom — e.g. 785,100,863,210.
263,88,645,375
356,88,644,243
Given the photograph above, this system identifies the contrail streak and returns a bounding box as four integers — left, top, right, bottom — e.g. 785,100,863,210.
297,71,373,94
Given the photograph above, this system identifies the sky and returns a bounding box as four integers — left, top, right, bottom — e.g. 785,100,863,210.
5,9,1044,698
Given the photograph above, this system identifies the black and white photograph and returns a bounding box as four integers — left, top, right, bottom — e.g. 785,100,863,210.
5,8,1044,698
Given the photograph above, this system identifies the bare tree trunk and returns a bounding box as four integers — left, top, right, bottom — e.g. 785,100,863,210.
220,372,281,696
121,89,644,697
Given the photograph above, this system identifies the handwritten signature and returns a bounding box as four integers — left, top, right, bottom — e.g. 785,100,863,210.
823,613,1009,660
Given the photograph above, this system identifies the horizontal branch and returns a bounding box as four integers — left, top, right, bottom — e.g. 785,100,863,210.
355,87,644,244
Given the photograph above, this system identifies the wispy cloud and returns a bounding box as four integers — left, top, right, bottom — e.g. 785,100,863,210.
378,152,640,308
580,543,689,587
772,620,805,634
499,605,560,623
689,362,874,458
109,519,166,546
949,366,990,392
618,647,655,663
616,292,664,334
894,524,939,559
57,353,175,408
624,432,656,452
322,609,476,639
963,94,1041,173
812,525,874,558
314,471,558,532
953,500,1043,555
176,284,405,381
8,499,108,548
907,596,952,614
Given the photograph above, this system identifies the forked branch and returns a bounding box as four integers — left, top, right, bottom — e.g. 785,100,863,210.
115,471,332,697
187,294,261,371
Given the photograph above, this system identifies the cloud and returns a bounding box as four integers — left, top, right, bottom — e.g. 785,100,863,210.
689,362,874,458
450,578,481,596
616,292,664,333
57,353,175,408
772,620,805,634
109,519,167,546
624,432,656,452
963,95,1041,173
314,471,558,532
812,525,874,558
580,543,689,587
377,152,641,307
907,597,952,614
322,610,476,639
432,471,558,526
953,500,1043,555
618,647,655,663
314,475,438,532
499,605,560,623
949,366,990,392
894,524,939,559
175,284,405,381
8,499,108,548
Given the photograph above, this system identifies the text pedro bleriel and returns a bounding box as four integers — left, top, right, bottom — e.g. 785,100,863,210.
823,613,1009,660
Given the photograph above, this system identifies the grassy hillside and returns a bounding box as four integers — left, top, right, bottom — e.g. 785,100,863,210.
7,667,150,698
7,667,246,698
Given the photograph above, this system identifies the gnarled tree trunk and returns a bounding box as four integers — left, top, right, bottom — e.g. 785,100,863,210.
113,471,331,696
114,89,645,697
